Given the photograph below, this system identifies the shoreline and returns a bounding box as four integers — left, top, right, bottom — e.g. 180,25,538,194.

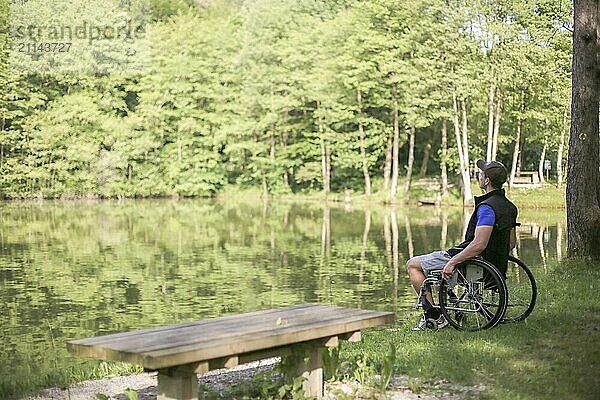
21,357,484,400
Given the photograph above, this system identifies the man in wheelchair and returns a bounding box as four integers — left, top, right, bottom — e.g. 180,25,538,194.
406,159,518,331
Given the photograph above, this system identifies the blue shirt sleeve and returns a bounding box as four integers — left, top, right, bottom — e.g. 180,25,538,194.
476,204,495,227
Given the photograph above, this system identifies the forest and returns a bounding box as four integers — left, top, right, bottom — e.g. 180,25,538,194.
1,0,573,200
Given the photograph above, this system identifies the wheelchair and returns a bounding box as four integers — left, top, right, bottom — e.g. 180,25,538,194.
415,255,537,331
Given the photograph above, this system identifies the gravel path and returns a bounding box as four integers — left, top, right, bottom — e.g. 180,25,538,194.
22,358,484,400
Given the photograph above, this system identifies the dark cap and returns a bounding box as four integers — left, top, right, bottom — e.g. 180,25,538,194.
476,159,508,187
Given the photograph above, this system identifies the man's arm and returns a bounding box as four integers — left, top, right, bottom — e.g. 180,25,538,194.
442,225,493,279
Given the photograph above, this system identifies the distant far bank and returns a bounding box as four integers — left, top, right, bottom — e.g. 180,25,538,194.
1,180,566,209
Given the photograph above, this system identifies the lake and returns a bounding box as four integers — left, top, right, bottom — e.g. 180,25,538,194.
0,199,565,395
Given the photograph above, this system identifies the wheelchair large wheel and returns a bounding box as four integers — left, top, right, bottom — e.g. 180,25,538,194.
439,259,508,331
502,256,537,323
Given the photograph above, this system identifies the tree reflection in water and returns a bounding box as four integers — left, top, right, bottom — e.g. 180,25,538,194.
0,199,565,393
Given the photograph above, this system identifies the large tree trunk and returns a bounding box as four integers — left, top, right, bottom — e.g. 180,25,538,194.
567,0,600,259
357,90,372,195
440,120,449,197
486,79,495,161
510,90,525,187
491,90,503,160
557,105,568,188
419,130,434,178
390,84,400,198
405,126,415,193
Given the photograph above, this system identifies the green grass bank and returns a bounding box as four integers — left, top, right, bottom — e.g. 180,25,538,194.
342,258,599,400
217,180,567,209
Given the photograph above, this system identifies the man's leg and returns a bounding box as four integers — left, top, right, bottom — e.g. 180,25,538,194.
406,256,434,304
406,252,450,330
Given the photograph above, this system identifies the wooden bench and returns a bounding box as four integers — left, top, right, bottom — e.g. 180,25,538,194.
512,171,540,186
67,304,395,400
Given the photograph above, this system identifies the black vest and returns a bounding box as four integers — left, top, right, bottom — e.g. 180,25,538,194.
450,189,518,275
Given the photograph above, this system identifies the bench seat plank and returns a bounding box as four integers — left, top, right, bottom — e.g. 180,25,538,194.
68,304,394,370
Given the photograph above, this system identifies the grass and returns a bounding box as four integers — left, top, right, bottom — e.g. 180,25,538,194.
217,179,567,209
341,258,599,400
3,361,142,399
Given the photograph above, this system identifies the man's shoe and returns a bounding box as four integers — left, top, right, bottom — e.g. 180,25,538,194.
412,315,428,331
435,314,449,329
412,314,449,331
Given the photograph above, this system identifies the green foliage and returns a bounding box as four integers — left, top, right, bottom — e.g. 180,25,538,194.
0,0,572,200
378,343,396,393
124,388,139,400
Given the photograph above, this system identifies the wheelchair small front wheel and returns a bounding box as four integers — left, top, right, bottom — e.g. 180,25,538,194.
438,259,508,331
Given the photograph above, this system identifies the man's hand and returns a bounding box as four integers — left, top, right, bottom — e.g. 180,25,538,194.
442,261,456,280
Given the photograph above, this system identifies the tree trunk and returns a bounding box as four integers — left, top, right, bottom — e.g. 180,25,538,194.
557,105,568,188
419,130,433,178
281,132,289,188
357,90,372,195
262,175,268,199
453,94,472,205
440,120,449,198
317,101,330,195
461,99,470,172
383,133,392,191
510,90,525,187
390,84,400,198
486,79,495,161
538,140,547,183
567,0,600,259
491,90,503,160
405,126,415,193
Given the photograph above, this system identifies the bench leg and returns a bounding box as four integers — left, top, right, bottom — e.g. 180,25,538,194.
299,346,324,398
157,369,198,400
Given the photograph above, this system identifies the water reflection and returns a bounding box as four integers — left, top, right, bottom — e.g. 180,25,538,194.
0,200,566,394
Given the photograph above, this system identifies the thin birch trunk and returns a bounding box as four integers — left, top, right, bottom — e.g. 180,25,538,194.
557,106,568,188
383,133,392,191
538,140,547,183
487,79,495,161
390,84,400,198
281,132,289,188
453,95,472,205
317,101,330,195
262,175,268,199
418,130,433,178
510,90,525,187
440,120,449,198
461,99,469,171
452,94,465,174
357,90,372,195
405,126,415,193
491,91,503,160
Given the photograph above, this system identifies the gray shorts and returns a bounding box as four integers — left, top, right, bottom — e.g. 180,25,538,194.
418,250,452,275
